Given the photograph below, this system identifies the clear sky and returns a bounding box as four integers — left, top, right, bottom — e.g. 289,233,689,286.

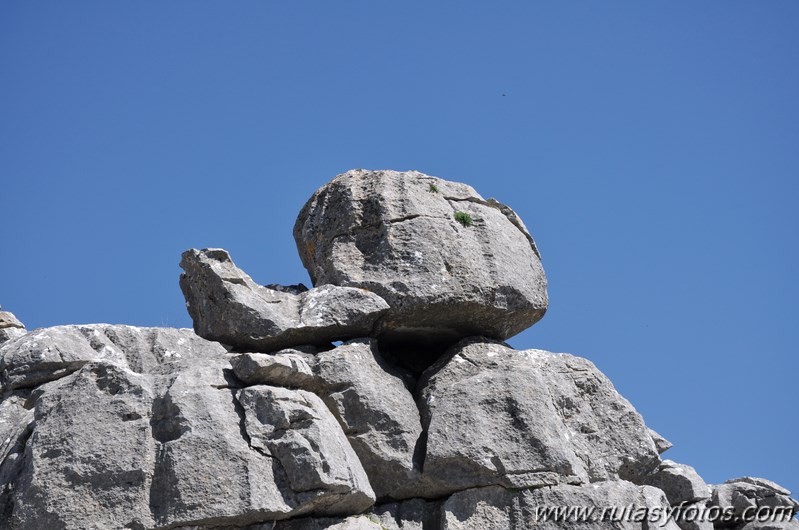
2,2,797,496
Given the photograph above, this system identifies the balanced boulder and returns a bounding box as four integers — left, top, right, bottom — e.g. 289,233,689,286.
293,169,548,351
179,248,389,352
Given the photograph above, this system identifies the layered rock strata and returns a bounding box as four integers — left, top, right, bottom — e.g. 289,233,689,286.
0,170,795,529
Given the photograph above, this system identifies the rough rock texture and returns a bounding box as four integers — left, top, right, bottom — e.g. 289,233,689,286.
441,481,681,530
180,248,389,352
415,339,660,496
649,428,674,455
0,311,25,345
0,325,375,529
293,169,548,352
710,478,799,528
3,171,798,529
231,339,424,500
644,460,710,505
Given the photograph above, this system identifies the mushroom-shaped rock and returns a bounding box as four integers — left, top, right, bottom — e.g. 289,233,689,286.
179,248,389,352
293,170,548,352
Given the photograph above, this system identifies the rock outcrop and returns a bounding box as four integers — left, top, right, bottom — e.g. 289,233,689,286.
180,248,389,351
293,169,548,354
0,169,796,529
0,310,25,345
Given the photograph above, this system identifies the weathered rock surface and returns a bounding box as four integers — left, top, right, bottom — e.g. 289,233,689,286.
643,460,710,505
232,339,424,500
3,170,798,529
293,169,548,352
0,325,375,529
441,481,681,530
180,248,389,352
710,478,799,528
649,428,673,454
237,385,374,511
415,339,660,496
0,323,227,389
0,311,25,345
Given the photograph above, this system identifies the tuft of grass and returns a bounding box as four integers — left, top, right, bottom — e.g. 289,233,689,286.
428,183,439,193
454,211,473,227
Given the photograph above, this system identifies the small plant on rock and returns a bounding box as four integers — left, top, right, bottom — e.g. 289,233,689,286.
428,183,439,193
454,211,473,227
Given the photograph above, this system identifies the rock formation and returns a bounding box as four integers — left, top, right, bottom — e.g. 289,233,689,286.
0,169,795,529
293,169,548,357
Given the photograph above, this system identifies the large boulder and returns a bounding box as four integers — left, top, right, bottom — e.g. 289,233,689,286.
415,339,660,496
293,169,548,353
180,248,389,352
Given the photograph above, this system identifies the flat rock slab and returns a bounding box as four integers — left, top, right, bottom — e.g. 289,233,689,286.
180,248,389,352
293,169,548,352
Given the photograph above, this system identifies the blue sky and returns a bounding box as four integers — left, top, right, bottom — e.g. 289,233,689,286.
2,3,797,495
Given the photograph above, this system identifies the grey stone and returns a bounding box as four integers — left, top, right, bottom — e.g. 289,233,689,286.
179,248,389,352
0,324,228,390
740,521,799,530
368,498,441,529
273,515,385,530
10,362,157,529
710,478,799,528
0,311,26,346
415,339,660,496
231,339,424,500
649,427,673,454
0,324,379,529
293,169,548,351
0,311,24,331
441,481,681,530
312,340,423,500
670,501,714,530
643,460,710,505
231,349,319,388
237,385,375,512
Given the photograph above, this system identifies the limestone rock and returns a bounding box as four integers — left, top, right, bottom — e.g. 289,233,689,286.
232,339,424,500
643,460,710,505
368,498,441,529
649,427,673,454
441,481,681,530
179,248,389,352
0,311,26,346
671,501,715,530
0,324,228,390
0,324,378,529
273,515,385,530
232,348,319,388
415,339,660,496
710,478,799,528
237,385,375,511
740,521,799,530
293,169,548,352
311,340,423,500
